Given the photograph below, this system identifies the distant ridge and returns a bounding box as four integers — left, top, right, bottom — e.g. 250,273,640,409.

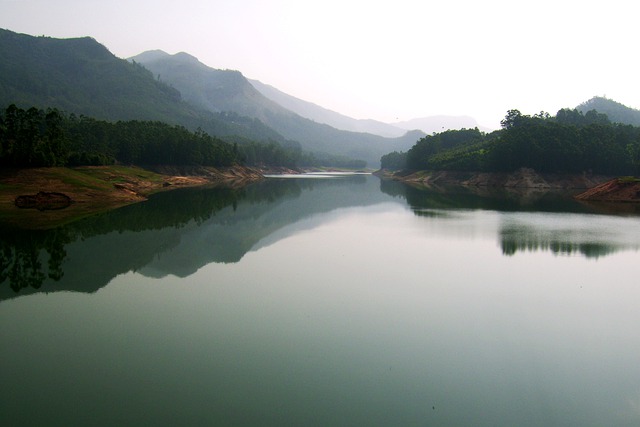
131,50,425,166
249,79,408,138
249,79,489,136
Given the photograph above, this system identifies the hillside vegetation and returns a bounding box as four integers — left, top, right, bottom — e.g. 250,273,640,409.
382,107,640,177
0,29,291,145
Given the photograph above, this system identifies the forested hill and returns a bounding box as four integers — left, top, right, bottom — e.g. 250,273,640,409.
577,96,640,127
0,28,283,143
382,108,640,177
130,50,425,166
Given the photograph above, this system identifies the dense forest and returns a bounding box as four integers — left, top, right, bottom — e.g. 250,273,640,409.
0,104,366,169
381,108,640,176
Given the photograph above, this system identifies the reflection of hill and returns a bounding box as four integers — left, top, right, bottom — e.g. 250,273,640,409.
380,180,640,258
138,174,388,278
1,175,392,300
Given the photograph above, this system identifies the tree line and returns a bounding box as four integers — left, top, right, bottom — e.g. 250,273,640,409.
381,108,640,176
0,104,364,169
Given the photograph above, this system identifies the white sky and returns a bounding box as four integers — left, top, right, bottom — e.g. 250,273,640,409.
0,0,637,129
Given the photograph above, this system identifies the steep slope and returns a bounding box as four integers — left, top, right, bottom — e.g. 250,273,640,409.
0,29,284,142
132,50,425,166
577,96,640,126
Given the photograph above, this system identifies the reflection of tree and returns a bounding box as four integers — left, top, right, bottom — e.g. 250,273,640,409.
381,178,637,259
0,184,249,293
2,174,381,297
501,237,618,258
500,225,620,259
0,178,311,294
0,229,69,292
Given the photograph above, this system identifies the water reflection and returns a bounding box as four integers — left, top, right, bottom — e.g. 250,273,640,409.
3,175,640,426
499,214,639,258
3,174,640,298
0,174,384,298
0,183,245,295
380,179,640,258
0,228,68,292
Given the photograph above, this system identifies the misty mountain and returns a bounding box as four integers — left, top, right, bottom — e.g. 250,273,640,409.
0,28,284,143
249,79,491,136
131,50,425,166
248,79,408,138
577,96,640,126
132,50,286,120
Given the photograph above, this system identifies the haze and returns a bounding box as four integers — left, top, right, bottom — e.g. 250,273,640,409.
0,0,636,129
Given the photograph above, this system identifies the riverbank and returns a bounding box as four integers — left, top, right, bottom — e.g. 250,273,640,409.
376,168,612,190
0,165,287,229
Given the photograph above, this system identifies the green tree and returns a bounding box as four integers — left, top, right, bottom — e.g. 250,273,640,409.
0,105,68,167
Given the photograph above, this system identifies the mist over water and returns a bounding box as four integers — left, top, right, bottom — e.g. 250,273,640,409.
2,174,640,426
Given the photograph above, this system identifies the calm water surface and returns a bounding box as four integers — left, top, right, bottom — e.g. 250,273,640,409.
2,174,640,426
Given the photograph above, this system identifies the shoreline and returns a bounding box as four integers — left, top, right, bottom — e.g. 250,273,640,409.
375,167,612,190
376,168,640,203
0,165,295,229
4,166,638,230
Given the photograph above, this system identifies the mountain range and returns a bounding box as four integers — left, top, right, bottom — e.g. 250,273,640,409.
2,28,640,167
129,50,424,165
0,28,429,166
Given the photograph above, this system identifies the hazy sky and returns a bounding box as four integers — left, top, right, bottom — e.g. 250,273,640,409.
0,0,637,128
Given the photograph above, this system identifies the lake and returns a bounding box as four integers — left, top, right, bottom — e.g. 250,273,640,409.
2,173,640,426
